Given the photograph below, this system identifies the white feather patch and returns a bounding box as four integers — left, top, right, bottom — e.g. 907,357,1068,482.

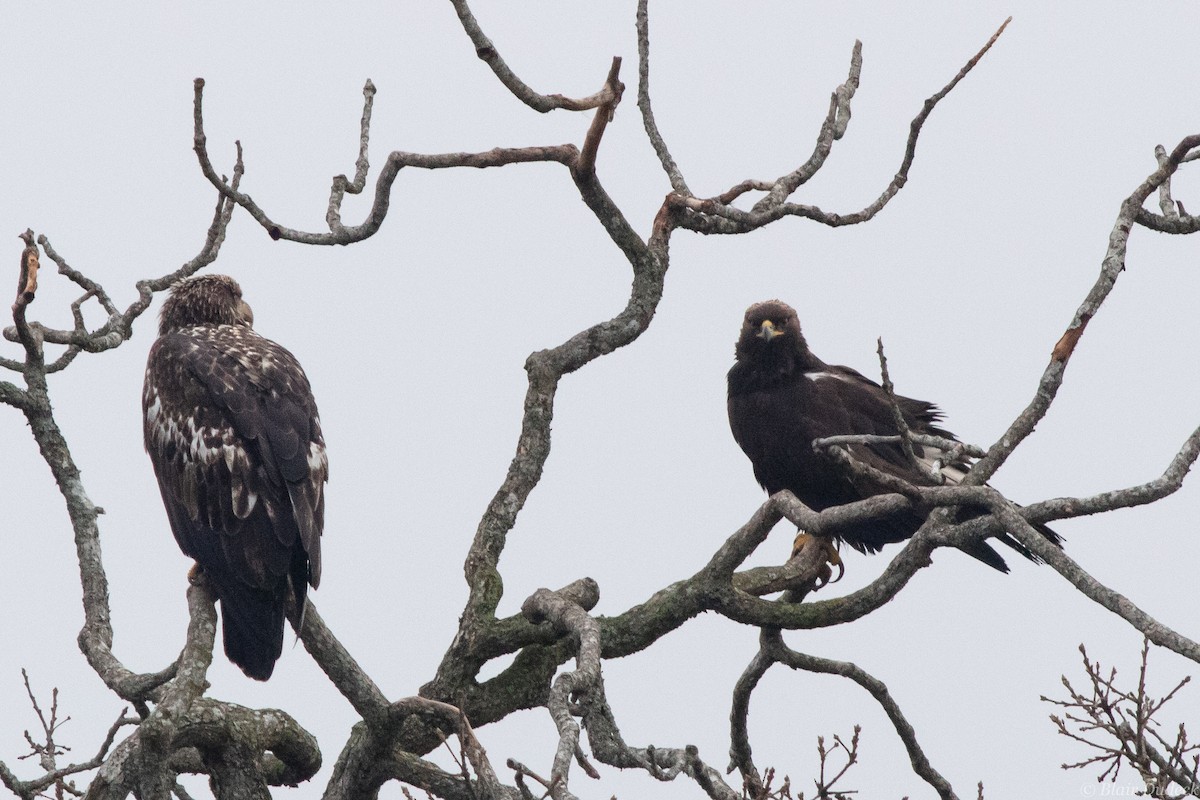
307,441,327,473
149,404,259,511
144,392,162,424
807,371,852,383
918,445,969,485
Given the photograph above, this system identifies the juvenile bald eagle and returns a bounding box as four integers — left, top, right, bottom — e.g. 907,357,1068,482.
143,274,326,680
727,299,1061,572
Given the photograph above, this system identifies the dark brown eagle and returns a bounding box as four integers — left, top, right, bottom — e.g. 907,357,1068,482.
727,299,1061,572
143,274,326,680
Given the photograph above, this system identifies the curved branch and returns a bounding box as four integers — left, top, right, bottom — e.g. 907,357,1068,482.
1137,139,1200,231
449,0,618,114
23,371,176,702
4,157,240,360
434,586,751,800
966,132,1200,487
521,588,601,800
576,58,624,180
136,581,218,796
193,77,578,245
1136,207,1200,233
194,55,622,244
636,0,689,194
423,127,667,719
674,18,1010,236
326,79,376,231
1018,423,1200,523
727,642,773,793
20,175,239,700
752,40,862,212
388,697,507,800
597,491,933,658
762,630,961,800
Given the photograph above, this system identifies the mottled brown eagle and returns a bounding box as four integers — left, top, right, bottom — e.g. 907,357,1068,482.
143,274,326,680
727,299,1061,572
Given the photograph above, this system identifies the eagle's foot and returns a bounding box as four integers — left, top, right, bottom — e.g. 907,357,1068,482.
791,532,844,587
187,562,206,586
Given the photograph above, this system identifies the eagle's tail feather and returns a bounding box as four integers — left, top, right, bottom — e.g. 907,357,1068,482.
995,520,1064,564
963,518,1064,573
960,540,1012,573
215,581,285,681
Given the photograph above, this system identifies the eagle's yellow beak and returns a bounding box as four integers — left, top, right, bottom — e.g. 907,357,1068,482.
757,319,780,341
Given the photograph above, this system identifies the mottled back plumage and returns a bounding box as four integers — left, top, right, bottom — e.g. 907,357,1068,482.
143,274,327,679
727,299,1061,571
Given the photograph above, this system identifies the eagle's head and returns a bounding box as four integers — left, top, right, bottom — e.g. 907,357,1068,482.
734,299,810,365
159,274,254,336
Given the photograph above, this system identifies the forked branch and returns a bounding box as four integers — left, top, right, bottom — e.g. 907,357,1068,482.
193,52,625,245
668,18,1012,236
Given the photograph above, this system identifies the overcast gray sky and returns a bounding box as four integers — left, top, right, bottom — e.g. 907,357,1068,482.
3,3,1199,798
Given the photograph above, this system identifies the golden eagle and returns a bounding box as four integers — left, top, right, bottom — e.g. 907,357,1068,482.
727,299,1061,572
143,274,326,679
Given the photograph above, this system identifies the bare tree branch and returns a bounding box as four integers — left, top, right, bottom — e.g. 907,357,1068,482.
7,7,1200,800
193,48,623,246
966,132,1200,488
390,698,507,800
982,500,1200,666
728,645,773,794
576,58,624,180
0,141,249,729
671,18,1010,236
1138,138,1200,233
1045,640,1198,794
298,603,391,727
762,630,960,800
1136,206,1200,234
636,0,690,194
449,0,619,114
316,78,379,240
751,40,862,212
0,694,136,800
193,76,580,245
521,588,600,800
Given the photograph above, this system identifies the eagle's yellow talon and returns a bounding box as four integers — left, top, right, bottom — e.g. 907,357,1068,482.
792,532,844,587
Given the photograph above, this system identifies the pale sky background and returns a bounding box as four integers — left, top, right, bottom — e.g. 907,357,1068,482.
3,3,1199,798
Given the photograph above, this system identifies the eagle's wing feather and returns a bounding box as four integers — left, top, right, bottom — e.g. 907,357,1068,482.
807,365,966,487
801,364,1057,570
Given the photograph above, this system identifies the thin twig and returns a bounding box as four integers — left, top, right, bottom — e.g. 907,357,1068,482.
636,0,690,194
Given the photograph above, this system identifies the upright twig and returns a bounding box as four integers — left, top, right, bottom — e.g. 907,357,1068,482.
636,0,690,194
671,18,1010,236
